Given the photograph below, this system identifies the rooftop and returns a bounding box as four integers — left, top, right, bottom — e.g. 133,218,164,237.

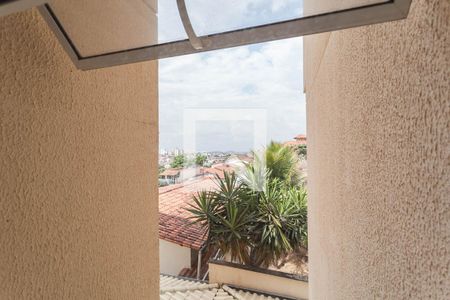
294,134,307,141
159,177,217,250
201,163,236,179
284,134,307,146
160,168,182,176
160,274,294,300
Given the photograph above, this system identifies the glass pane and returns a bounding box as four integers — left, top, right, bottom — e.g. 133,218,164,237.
303,0,388,16
48,0,187,57
158,0,188,44
46,0,391,59
185,0,388,36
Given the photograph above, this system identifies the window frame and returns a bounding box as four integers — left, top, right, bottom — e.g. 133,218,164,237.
33,0,412,70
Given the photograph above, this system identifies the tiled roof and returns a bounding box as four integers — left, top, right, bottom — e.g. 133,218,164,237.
160,168,181,176
235,155,253,162
159,177,217,250
202,164,236,179
283,134,307,147
283,140,306,146
160,274,291,300
161,274,211,290
294,134,307,140
223,285,287,300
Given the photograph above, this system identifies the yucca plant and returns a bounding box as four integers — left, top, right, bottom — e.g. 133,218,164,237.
263,141,301,186
187,171,307,268
188,172,255,263
249,179,307,267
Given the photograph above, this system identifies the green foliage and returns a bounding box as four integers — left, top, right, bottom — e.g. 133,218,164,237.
159,165,166,174
170,154,188,168
239,154,270,192
251,179,307,266
248,141,301,187
170,153,208,168
294,144,307,159
187,172,308,268
265,141,301,186
188,143,307,267
195,153,207,166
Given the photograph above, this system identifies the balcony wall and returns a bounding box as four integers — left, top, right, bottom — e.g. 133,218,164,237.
0,8,159,299
209,260,309,299
304,0,449,298
159,239,191,276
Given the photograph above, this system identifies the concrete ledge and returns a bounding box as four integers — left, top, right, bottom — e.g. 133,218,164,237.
209,260,309,299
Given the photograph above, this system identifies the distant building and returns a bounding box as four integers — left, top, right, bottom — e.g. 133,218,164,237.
159,168,181,184
179,167,203,182
225,154,252,167
283,134,307,147
201,163,236,179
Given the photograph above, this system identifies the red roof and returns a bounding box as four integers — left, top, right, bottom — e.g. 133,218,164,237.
160,168,181,176
284,134,307,146
201,164,235,179
235,155,252,162
294,134,307,140
283,140,306,146
159,177,217,250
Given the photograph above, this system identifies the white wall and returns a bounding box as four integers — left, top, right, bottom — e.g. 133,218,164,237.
159,239,191,276
209,261,309,299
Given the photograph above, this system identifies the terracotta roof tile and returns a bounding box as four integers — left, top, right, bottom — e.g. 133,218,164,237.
283,140,307,146
160,168,181,176
284,134,307,146
294,134,307,140
201,164,236,179
160,274,294,299
159,177,217,250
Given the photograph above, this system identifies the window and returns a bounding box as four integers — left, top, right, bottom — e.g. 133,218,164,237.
1,0,412,69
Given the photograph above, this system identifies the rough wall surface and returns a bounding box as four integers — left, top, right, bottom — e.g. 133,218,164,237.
0,9,159,299
304,0,449,299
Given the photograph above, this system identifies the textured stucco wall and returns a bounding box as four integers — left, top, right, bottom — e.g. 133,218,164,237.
304,0,449,299
0,9,159,299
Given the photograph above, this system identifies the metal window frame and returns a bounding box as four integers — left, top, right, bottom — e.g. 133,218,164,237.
34,0,412,70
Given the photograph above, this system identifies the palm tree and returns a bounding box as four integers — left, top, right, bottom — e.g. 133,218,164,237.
249,141,301,187
188,142,307,268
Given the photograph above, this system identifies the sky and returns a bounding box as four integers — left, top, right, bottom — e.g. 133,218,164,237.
158,0,306,152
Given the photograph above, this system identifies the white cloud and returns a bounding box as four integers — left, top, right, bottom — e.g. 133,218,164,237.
159,37,306,151
159,0,304,39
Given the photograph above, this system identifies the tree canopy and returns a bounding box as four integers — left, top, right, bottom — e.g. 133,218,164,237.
170,154,188,168
170,153,208,168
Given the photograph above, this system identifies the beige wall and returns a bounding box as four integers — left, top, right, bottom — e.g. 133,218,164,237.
159,239,191,276
0,9,159,300
304,0,449,299
209,262,309,299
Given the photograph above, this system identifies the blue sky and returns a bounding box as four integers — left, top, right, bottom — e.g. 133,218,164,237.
158,0,306,152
